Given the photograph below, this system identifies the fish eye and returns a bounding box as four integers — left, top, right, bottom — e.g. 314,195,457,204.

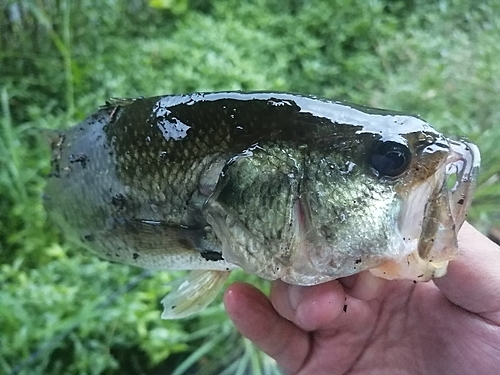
370,141,411,177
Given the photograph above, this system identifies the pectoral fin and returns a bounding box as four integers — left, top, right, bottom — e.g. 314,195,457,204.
161,270,230,319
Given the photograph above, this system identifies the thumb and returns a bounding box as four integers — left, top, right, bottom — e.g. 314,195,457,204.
433,221,500,316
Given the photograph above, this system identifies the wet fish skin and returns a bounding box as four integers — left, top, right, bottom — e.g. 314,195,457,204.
44,92,479,318
44,92,397,271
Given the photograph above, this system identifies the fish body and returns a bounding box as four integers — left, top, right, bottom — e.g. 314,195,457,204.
44,92,480,318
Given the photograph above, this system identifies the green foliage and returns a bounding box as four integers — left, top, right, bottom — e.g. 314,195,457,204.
0,88,58,265
149,0,189,15
1,0,499,374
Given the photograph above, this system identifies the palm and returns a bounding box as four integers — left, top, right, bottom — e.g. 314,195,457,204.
224,223,500,375
302,280,498,375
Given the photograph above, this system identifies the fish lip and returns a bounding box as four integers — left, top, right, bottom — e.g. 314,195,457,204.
445,139,481,232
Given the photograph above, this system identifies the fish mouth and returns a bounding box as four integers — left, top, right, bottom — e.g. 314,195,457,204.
417,138,480,270
445,139,481,233
370,138,480,281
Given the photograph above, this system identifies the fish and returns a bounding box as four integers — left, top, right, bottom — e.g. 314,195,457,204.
43,92,480,319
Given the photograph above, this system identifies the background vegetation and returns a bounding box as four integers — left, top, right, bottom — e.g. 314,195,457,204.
1,0,499,374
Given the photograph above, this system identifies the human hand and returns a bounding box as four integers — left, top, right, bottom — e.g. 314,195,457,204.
224,222,500,375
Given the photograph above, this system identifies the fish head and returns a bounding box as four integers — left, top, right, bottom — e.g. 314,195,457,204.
350,114,481,281
293,117,481,283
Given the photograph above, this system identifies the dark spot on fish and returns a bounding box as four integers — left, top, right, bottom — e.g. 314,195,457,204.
69,153,89,168
355,258,362,264
115,253,120,257
417,274,424,278
226,268,230,271
83,233,94,242
111,194,126,209
413,280,417,284
200,250,224,261
133,253,139,260
457,198,464,205
171,305,176,309
343,304,348,313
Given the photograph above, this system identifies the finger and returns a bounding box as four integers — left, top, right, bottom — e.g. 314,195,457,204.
270,280,345,331
434,221,500,316
270,280,370,332
224,282,309,374
339,270,391,301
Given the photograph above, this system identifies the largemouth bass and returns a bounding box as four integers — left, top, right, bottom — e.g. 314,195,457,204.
44,92,480,318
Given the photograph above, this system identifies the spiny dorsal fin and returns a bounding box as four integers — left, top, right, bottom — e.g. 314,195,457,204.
99,97,142,110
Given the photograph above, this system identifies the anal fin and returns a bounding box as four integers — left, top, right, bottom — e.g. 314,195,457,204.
161,270,230,319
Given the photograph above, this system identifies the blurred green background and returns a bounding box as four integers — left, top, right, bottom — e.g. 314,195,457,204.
1,0,499,374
